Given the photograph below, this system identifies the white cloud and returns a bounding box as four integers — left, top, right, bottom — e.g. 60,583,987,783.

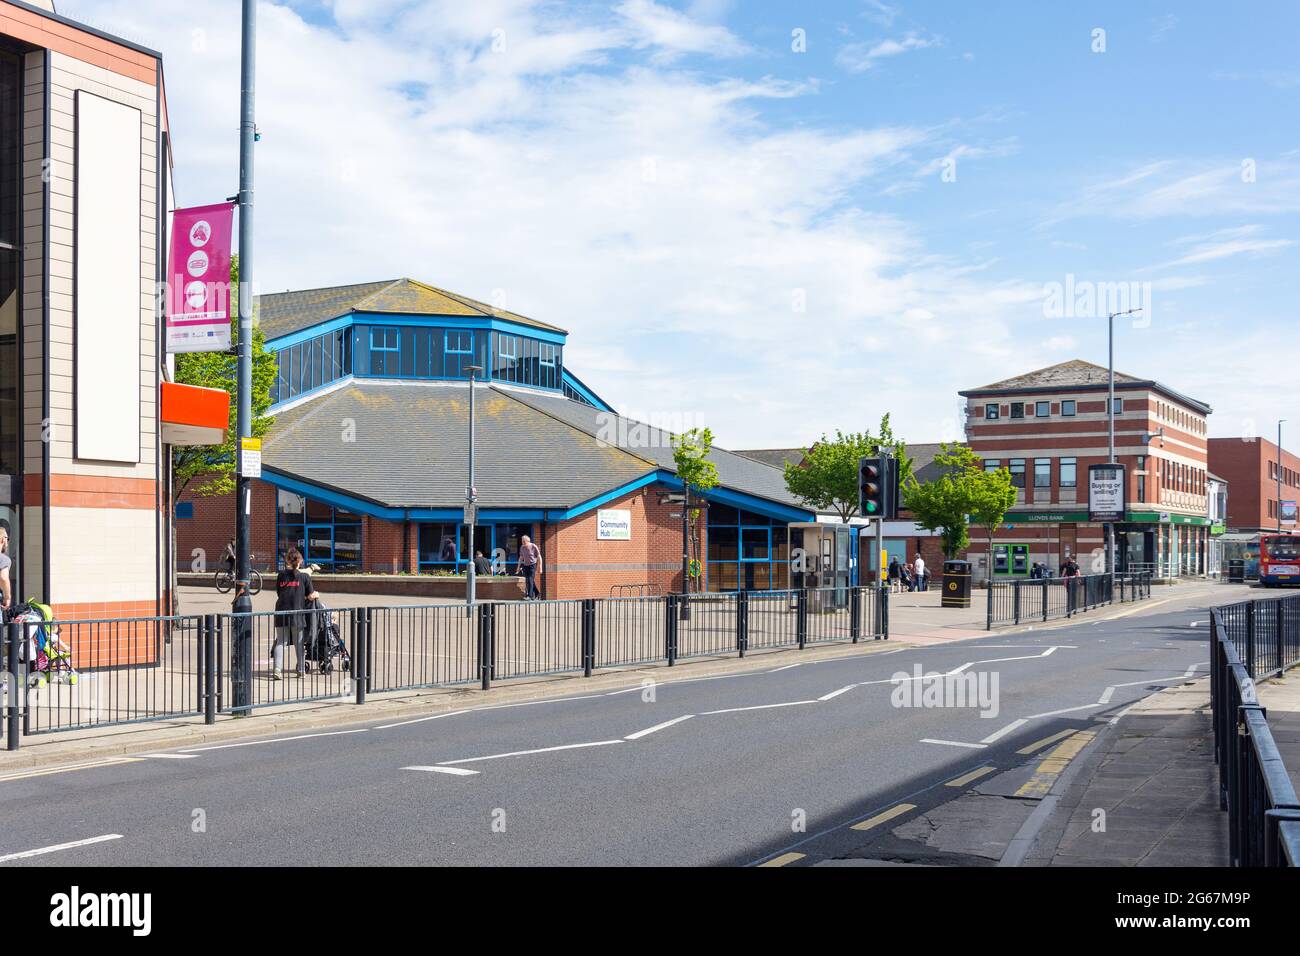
615,0,748,60
836,33,941,72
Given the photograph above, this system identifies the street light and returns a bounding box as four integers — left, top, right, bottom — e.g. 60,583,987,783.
466,365,483,616
1278,419,1286,533
1106,308,1141,588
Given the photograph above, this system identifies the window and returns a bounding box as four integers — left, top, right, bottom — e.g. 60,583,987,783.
1010,402,1025,419
1034,458,1051,487
369,326,400,376
444,330,475,378
275,492,362,571
1035,401,1050,418
272,328,353,403
539,343,559,389
984,459,1001,472
984,403,999,420
706,508,785,592
1060,457,1077,488
494,333,518,382
1009,459,1026,488
1112,397,1123,414
1061,399,1076,417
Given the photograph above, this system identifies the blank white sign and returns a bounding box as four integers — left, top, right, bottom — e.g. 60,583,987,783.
75,91,141,463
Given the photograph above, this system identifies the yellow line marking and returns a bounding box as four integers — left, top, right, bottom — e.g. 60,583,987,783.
759,852,805,868
1016,728,1077,755
851,802,917,831
0,756,145,783
945,765,997,788
1015,730,1097,798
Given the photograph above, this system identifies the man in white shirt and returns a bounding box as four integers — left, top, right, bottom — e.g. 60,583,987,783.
913,553,926,592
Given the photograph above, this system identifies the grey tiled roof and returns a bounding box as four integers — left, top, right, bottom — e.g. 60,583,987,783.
256,278,567,342
971,359,1144,391
264,382,654,510
262,381,814,516
732,448,808,469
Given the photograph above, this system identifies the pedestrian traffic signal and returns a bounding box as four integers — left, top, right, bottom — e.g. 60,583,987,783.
859,457,884,517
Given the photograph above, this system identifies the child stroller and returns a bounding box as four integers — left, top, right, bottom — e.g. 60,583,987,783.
10,599,78,687
304,599,351,675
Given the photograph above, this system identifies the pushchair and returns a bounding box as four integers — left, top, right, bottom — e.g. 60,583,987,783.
10,599,78,686
304,600,351,675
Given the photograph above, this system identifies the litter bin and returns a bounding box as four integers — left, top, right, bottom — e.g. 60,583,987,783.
1228,559,1244,584
942,559,972,608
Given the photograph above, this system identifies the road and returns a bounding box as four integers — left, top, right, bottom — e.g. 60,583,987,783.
0,594,1217,867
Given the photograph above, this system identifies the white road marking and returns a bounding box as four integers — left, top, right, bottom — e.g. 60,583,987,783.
702,700,818,716
920,738,987,749
0,833,122,863
0,757,144,782
980,718,1027,744
180,728,369,753
1098,687,1116,704
1184,662,1207,676
1024,702,1102,720
402,766,479,776
624,714,695,740
768,662,804,673
376,710,469,730
818,685,857,701
139,753,200,759
438,739,623,766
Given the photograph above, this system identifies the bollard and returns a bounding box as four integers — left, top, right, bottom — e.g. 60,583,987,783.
665,594,679,666
204,614,217,725
796,589,808,649
849,587,860,643
737,590,749,657
581,598,596,677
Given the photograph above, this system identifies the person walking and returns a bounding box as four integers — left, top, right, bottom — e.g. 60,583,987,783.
888,557,901,593
515,534,542,600
913,553,927,592
272,548,318,680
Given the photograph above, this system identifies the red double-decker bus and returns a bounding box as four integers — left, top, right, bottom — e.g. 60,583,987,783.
1259,534,1300,587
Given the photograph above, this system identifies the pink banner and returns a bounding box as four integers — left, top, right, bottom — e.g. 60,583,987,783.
166,202,235,353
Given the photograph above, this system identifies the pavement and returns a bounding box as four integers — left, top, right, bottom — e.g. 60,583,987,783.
0,579,1253,866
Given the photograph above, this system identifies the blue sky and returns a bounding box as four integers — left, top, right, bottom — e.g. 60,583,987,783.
75,0,1300,448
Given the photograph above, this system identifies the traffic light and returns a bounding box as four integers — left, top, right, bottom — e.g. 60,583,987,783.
859,457,884,518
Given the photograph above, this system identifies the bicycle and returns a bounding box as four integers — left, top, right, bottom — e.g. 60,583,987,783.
214,560,263,595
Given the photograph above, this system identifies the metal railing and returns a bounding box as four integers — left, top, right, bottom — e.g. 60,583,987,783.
985,572,1152,629
1210,595,1300,866
1,586,887,749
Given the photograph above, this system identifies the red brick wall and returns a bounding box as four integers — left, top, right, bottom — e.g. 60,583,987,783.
545,483,699,600
1209,437,1300,531
175,480,277,572
364,516,408,573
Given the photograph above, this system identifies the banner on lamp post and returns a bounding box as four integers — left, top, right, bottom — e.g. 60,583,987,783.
166,202,235,353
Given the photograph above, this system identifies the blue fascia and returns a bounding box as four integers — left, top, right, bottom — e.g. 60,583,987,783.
268,311,568,350
560,369,614,412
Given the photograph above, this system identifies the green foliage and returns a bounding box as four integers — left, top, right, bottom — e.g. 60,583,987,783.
782,415,912,522
672,427,720,496
171,254,277,501
901,443,1017,559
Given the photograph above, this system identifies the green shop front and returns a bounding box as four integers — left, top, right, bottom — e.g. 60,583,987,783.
989,510,1211,577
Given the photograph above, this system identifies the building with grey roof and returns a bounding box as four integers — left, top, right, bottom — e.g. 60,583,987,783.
176,279,823,599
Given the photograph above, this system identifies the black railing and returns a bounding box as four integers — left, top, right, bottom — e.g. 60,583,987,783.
985,572,1152,629
1210,595,1300,867
0,585,887,748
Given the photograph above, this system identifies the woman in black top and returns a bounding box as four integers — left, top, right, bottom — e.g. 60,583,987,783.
273,548,318,679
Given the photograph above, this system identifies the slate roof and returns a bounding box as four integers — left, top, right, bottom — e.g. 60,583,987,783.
732,448,808,469
263,381,812,515
256,278,567,342
961,359,1212,415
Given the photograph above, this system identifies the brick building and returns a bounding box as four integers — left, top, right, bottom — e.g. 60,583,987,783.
176,279,819,600
1207,436,1300,534
0,0,225,622
960,360,1214,578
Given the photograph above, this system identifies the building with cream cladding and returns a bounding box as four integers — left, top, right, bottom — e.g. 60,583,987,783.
960,359,1213,580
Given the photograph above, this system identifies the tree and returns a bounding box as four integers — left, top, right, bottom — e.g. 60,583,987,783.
672,427,720,587
171,254,277,503
902,443,1017,559
782,416,913,522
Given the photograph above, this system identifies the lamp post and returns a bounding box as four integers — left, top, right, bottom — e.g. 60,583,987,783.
231,0,257,713
1278,419,1286,533
466,365,482,616
1106,308,1141,589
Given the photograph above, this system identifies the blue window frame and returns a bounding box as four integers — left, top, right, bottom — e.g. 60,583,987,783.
706,505,788,591
271,328,353,404
369,326,400,376
494,333,517,382
275,490,362,571
445,330,475,378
